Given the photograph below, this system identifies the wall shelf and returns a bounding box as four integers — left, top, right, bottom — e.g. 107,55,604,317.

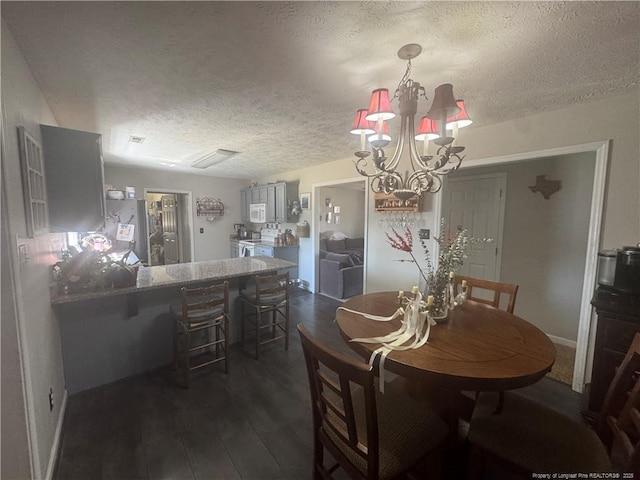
374,193,421,212
196,197,224,221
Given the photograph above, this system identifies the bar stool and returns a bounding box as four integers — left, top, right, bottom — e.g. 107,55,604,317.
239,271,290,359
170,281,229,388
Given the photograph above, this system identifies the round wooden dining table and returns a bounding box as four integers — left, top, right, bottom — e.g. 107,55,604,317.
336,291,556,393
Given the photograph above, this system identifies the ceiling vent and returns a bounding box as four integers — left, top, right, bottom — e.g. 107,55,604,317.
190,149,239,169
128,135,145,144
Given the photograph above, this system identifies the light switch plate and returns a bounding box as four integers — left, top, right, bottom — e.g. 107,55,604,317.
18,244,29,270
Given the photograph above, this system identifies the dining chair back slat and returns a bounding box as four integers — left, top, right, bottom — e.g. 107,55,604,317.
298,324,449,479
454,275,518,314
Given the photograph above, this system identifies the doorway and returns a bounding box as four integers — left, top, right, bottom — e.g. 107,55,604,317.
437,141,608,393
145,190,193,266
312,178,368,296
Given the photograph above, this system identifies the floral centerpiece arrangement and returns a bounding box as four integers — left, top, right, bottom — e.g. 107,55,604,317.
386,218,471,318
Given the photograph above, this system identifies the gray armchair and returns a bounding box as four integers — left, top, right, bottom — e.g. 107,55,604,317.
319,251,363,299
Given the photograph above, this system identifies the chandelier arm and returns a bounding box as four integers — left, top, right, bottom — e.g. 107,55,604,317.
407,113,431,171
407,170,438,196
370,171,404,195
429,174,443,193
385,114,408,172
406,170,429,193
354,154,391,179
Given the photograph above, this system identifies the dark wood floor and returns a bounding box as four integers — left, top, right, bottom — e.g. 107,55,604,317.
54,290,582,480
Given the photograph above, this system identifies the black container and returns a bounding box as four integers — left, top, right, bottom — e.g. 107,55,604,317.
615,246,640,294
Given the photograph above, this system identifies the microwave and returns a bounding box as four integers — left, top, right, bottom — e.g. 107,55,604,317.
249,203,267,223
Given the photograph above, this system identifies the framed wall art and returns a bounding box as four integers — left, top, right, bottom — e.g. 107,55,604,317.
300,192,311,209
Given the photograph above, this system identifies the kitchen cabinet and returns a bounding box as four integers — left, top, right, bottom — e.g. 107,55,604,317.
255,244,299,279
230,239,240,258
275,183,287,222
240,182,300,224
240,188,250,222
40,125,106,232
266,185,276,222
251,186,268,204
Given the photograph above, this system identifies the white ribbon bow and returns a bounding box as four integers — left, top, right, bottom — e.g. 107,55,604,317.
337,289,437,392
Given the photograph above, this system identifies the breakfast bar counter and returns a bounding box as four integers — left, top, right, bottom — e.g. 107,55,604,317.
51,256,296,304
53,256,296,394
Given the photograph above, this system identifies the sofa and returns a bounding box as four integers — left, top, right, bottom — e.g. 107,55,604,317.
319,237,364,299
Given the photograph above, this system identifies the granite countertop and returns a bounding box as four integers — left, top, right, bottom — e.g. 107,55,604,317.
51,256,296,305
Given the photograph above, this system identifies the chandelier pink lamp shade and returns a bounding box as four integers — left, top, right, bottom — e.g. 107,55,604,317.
365,89,395,121
446,100,473,129
415,117,440,141
368,120,391,148
350,109,375,135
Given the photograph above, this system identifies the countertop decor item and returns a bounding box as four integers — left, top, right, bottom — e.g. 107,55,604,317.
350,43,472,200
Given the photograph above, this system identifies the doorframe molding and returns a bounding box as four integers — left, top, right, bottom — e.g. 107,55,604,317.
143,188,196,264
435,140,610,393
311,177,369,294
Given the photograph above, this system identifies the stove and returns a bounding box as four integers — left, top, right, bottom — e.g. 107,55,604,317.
259,228,280,244
238,240,256,257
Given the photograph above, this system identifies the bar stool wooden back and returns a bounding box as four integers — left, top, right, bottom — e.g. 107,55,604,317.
239,271,290,359
170,281,229,388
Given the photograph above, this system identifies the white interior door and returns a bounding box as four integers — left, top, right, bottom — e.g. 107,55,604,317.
441,173,507,281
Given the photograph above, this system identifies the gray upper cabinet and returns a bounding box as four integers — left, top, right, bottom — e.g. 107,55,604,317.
40,125,106,232
240,181,300,224
250,186,268,204
266,185,276,222
276,181,299,223
275,183,287,223
240,188,250,222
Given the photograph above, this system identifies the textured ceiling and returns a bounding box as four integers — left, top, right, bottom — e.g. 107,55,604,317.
3,1,638,179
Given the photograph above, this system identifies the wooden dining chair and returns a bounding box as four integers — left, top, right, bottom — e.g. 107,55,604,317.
239,271,290,359
454,275,518,313
170,281,229,388
467,333,640,477
454,275,519,414
297,324,449,480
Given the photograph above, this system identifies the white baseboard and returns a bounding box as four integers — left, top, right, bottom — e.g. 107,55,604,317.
546,334,577,349
44,388,67,480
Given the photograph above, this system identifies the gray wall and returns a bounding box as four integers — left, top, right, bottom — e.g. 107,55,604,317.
452,152,596,342
318,185,366,239
1,174,31,480
106,165,249,261
2,21,67,479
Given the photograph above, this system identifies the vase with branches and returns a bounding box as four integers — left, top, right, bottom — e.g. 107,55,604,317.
386,218,471,319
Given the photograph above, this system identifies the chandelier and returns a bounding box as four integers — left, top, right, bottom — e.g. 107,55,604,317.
350,44,472,200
